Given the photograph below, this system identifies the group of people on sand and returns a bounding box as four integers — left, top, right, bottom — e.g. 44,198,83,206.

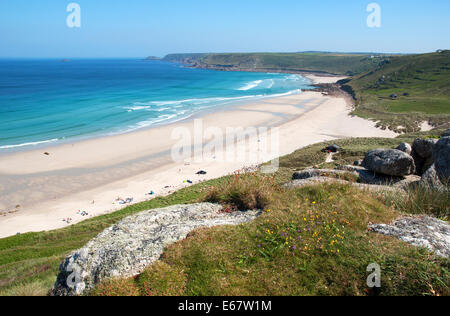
62,210,90,225
116,197,134,205
61,172,208,225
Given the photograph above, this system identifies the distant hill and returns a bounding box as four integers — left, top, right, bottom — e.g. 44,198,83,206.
162,52,391,76
344,50,450,132
144,56,161,61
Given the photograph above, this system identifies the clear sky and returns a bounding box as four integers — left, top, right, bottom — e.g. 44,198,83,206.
0,0,449,58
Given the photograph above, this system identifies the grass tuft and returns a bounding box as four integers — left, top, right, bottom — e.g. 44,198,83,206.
382,184,449,220
203,172,277,211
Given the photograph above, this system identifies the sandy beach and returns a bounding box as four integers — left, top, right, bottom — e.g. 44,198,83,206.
0,75,397,238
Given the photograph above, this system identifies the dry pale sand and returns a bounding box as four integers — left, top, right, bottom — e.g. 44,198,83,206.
304,74,348,84
0,76,397,238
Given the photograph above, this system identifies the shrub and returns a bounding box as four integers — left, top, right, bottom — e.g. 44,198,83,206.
382,184,449,219
1,281,48,296
203,172,277,211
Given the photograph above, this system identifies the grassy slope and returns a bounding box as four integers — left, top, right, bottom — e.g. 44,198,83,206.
163,52,389,76
1,133,448,296
93,181,448,296
346,50,450,132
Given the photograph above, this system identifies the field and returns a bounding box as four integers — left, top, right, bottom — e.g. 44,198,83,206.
1,132,448,296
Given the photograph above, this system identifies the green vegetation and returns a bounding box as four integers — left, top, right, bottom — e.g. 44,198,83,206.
92,175,448,296
345,50,450,132
0,132,448,296
163,52,390,76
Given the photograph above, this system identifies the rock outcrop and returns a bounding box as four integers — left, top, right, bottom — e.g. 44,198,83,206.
51,203,260,296
412,138,437,175
363,149,416,177
292,169,352,181
369,216,450,258
434,136,450,183
285,176,399,193
420,165,444,190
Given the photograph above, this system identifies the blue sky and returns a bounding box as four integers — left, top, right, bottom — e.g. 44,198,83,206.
0,0,449,57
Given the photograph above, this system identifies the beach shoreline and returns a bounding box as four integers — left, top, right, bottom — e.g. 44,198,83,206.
0,75,397,238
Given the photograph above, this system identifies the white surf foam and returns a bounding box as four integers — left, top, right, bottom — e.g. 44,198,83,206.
238,80,263,91
0,138,59,150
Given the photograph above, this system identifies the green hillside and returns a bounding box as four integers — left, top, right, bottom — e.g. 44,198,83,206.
344,50,450,132
163,52,390,76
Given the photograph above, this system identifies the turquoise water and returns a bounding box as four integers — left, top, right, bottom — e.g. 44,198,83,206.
0,59,312,151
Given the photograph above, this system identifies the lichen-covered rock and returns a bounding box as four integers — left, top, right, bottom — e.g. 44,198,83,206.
51,203,260,296
292,169,354,181
412,138,437,159
363,149,415,176
369,216,450,258
292,169,320,180
420,165,444,190
284,177,399,193
434,136,450,183
396,142,412,155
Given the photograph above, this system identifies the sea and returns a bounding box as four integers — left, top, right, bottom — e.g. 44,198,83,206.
0,59,313,151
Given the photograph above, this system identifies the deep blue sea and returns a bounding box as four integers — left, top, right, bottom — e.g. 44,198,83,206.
0,59,312,150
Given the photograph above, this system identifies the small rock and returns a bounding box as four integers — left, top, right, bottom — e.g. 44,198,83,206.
293,169,320,180
396,143,412,155
353,160,363,166
322,144,340,153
